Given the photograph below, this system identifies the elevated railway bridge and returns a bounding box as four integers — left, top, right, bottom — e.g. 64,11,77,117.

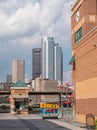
0,91,72,106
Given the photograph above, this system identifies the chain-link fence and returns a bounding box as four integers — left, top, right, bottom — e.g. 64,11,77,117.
59,107,74,121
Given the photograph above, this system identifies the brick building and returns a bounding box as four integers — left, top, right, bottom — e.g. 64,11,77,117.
10,80,29,114
71,0,97,123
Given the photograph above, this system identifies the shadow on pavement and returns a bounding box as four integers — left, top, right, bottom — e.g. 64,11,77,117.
0,118,72,130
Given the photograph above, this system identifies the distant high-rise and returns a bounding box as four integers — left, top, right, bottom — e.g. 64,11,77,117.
32,48,41,79
6,74,12,83
12,59,25,83
54,44,63,82
41,37,63,82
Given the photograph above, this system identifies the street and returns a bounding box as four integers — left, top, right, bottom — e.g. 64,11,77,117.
0,113,71,130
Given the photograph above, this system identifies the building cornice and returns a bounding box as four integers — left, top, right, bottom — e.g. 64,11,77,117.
10,87,29,90
71,0,84,15
71,0,79,10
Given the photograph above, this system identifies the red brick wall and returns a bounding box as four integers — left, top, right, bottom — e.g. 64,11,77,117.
71,0,97,47
71,0,97,123
11,89,28,95
72,0,97,29
76,98,97,116
75,28,97,82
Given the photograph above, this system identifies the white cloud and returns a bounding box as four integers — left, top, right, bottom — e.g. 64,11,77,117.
39,0,64,29
0,0,74,41
0,1,40,38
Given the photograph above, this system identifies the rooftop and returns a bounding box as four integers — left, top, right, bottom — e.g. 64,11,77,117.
14,80,26,87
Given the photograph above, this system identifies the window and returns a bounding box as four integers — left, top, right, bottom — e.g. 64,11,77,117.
75,27,82,43
73,61,75,71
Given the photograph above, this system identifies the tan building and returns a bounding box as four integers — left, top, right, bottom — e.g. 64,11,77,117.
33,77,59,102
12,59,25,83
71,0,97,123
34,77,41,92
41,79,59,102
33,77,42,102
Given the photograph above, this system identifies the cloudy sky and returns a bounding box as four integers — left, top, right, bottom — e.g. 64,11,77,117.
0,0,74,82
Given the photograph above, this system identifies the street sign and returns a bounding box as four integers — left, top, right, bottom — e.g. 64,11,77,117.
40,103,59,119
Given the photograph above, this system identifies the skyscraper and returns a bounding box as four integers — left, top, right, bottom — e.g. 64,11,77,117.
12,59,25,83
54,44,63,82
32,48,41,79
41,37,54,80
41,37,63,82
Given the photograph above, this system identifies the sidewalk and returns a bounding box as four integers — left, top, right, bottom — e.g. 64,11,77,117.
47,119,88,130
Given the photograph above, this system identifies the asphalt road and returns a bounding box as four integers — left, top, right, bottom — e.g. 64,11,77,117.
0,114,71,130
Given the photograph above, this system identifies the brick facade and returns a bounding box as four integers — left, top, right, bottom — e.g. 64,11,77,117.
11,89,29,96
10,87,29,114
76,98,97,123
71,0,97,123
71,0,97,48
75,27,97,82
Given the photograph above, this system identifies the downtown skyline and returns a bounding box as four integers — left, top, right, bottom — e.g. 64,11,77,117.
0,0,75,82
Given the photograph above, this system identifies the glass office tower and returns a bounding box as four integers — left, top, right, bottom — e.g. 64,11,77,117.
41,37,63,82
41,37,54,80
54,44,63,82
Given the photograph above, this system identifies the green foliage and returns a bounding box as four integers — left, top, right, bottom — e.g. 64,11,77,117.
0,97,9,104
95,119,97,130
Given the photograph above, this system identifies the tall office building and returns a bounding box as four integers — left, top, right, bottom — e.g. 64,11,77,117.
12,59,25,83
41,37,54,80
54,44,63,82
41,37,63,82
32,48,41,79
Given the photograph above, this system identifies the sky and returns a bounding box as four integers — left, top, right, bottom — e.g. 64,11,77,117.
0,0,75,82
